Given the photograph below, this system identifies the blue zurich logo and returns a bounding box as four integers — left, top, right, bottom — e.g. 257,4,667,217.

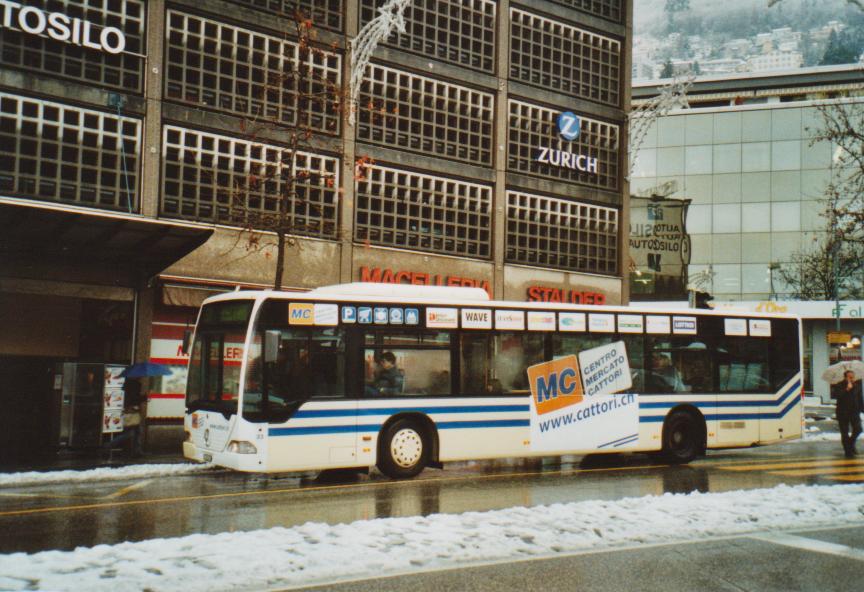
557,112,581,141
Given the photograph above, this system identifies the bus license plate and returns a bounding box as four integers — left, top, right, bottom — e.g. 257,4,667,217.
203,453,212,462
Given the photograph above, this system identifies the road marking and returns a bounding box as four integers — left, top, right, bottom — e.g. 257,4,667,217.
0,452,837,518
102,479,153,500
831,473,864,482
0,461,674,518
717,459,864,471
701,455,826,467
772,466,864,477
0,492,94,500
751,532,864,561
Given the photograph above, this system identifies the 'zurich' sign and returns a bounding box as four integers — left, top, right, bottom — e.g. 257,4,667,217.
557,112,581,141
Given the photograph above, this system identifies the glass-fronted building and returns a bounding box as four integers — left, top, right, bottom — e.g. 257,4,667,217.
631,65,864,400
0,0,632,462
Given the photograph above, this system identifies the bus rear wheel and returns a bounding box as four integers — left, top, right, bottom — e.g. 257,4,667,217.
662,411,702,464
377,419,428,479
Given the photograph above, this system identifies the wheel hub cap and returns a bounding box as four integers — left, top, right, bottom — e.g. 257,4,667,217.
391,428,422,468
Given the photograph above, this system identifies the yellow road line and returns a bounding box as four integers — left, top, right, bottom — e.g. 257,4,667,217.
704,455,826,467
831,473,864,482
771,466,864,477
0,462,671,518
0,452,839,519
718,459,864,471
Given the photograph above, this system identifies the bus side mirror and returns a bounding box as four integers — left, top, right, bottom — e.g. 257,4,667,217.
264,330,280,363
181,330,192,355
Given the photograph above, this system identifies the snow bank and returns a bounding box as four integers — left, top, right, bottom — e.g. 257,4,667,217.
0,483,861,592
0,463,214,488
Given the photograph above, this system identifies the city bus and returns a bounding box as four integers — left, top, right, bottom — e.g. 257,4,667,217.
182,283,803,478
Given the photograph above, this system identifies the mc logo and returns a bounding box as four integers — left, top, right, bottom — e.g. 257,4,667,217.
288,303,314,325
527,355,583,415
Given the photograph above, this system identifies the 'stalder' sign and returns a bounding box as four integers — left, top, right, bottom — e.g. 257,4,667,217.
528,342,637,453
0,1,127,54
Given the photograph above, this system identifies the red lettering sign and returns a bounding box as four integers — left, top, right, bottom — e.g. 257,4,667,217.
359,267,492,297
526,286,606,306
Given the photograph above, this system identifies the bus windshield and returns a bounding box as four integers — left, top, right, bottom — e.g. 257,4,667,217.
185,301,253,415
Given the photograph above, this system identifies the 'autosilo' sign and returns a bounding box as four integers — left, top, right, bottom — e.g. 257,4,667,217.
536,111,598,174
0,1,127,54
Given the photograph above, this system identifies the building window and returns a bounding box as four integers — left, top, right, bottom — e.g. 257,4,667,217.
506,190,619,274
0,0,145,92
161,125,339,238
510,8,621,107
224,0,343,32
357,65,494,166
355,165,492,258
548,0,623,23
508,99,620,191
0,93,140,210
165,11,341,135
359,0,496,72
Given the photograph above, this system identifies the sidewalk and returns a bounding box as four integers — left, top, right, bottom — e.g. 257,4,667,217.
0,447,188,475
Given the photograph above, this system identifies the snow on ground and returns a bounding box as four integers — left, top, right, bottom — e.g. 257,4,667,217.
0,483,862,592
802,426,842,442
0,463,214,488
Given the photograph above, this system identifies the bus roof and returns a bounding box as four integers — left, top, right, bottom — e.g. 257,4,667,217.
199,284,799,320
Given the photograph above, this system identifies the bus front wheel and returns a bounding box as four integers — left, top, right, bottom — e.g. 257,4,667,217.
662,411,702,464
377,419,428,479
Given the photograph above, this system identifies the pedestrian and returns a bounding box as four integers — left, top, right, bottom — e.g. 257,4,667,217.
831,370,863,458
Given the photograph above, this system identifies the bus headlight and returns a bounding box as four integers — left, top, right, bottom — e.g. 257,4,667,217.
227,440,258,454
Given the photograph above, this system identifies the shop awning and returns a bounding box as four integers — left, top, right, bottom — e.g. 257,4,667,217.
0,198,214,288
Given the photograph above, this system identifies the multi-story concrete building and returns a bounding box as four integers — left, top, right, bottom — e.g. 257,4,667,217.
0,0,632,462
631,64,864,400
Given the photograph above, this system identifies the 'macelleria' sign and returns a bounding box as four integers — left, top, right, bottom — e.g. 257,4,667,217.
0,1,126,54
535,111,599,174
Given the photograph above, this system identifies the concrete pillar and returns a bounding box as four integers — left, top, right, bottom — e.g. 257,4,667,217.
492,0,510,300
139,0,165,218
619,0,634,306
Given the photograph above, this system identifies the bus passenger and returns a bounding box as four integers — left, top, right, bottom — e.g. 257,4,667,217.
365,352,404,396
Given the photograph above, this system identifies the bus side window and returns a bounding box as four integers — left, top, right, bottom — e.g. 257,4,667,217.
491,333,544,394
363,332,451,396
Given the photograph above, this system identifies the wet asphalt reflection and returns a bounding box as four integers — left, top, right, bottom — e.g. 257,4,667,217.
0,439,856,554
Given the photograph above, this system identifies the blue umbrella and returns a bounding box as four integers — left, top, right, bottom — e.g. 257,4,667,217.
121,362,172,378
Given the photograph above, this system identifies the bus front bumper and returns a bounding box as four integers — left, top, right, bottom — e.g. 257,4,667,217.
183,441,265,472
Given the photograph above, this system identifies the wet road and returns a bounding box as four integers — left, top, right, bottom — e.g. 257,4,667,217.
0,439,861,554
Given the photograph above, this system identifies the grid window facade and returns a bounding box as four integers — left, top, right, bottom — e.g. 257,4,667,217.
358,65,494,166
508,99,620,191
0,93,140,210
510,8,621,107
506,191,618,274
359,0,496,72
548,0,623,23
355,165,492,258
165,11,341,135
162,126,339,238
224,0,343,32
0,0,145,92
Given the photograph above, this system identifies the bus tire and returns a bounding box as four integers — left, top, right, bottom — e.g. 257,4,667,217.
662,411,702,464
377,418,429,479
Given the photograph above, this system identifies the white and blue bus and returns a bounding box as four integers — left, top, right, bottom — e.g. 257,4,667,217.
183,283,803,478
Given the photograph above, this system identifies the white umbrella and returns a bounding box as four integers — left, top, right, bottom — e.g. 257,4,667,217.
821,360,864,384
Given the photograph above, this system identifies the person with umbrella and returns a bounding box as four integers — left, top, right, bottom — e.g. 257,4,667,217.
107,363,171,458
826,362,864,458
